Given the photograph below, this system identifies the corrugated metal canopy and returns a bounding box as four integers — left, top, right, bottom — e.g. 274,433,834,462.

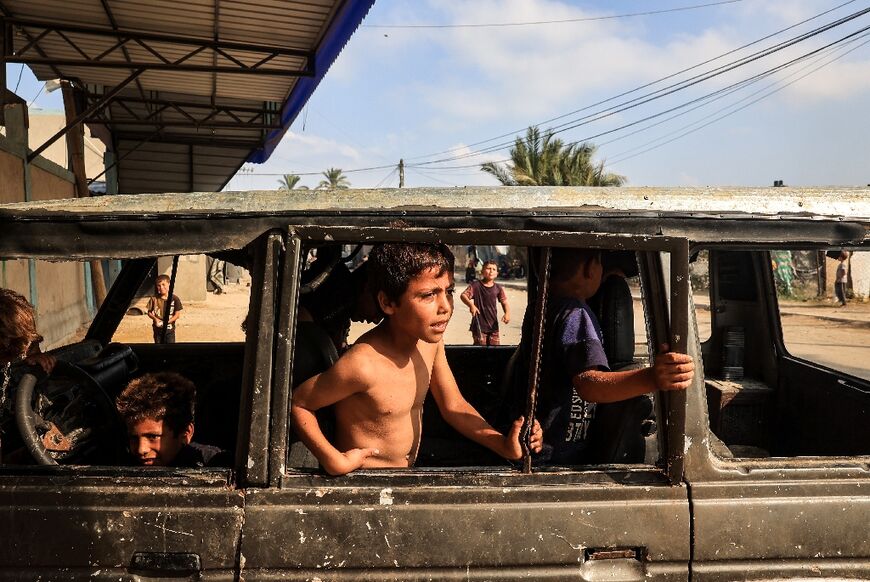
1,0,374,193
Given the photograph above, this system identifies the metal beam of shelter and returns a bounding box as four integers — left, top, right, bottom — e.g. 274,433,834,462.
0,0,374,194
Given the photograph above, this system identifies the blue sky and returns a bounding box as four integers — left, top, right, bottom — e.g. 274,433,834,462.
8,0,870,190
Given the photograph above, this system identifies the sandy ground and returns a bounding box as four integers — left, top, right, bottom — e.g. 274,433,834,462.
110,276,869,381
113,284,251,343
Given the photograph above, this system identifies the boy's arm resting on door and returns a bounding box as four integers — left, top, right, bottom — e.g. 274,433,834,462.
429,341,541,459
290,351,377,475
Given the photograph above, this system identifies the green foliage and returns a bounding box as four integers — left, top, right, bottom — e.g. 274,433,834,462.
277,174,308,190
317,167,351,190
481,126,626,187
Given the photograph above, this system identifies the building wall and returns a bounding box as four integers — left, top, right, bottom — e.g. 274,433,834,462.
0,102,94,349
0,153,24,204
28,111,105,179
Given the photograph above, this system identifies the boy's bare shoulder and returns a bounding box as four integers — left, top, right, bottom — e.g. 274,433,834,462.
332,337,388,386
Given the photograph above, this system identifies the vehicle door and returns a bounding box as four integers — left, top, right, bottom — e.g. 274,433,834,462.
239,225,695,581
686,242,870,581
0,233,282,580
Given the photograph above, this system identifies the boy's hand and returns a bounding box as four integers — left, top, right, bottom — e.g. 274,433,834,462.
652,343,694,392
502,416,543,460
323,447,379,476
469,305,480,317
501,314,510,324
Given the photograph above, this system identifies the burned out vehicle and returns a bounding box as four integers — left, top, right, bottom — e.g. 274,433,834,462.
0,187,868,581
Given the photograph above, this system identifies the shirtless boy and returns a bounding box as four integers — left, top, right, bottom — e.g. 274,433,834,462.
290,242,543,475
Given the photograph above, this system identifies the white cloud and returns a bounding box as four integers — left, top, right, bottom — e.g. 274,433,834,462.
779,56,870,102
408,0,779,127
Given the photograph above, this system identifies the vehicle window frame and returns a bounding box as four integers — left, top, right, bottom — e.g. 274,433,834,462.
0,235,278,480
276,225,690,485
690,242,870,468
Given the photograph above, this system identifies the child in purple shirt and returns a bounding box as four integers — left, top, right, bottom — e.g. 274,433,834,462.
535,248,695,464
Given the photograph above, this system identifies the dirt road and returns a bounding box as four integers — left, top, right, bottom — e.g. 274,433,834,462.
114,278,869,382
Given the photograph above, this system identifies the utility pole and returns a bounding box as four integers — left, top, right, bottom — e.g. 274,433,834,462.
398,158,404,188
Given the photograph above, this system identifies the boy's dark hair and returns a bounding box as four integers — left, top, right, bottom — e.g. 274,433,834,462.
550,248,601,283
482,260,498,269
368,242,455,307
155,274,171,284
0,288,42,364
116,372,196,435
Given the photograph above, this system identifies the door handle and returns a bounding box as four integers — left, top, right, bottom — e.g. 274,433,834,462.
129,551,201,577
580,547,647,581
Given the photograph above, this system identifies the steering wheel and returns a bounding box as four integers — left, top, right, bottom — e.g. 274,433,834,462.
15,361,125,465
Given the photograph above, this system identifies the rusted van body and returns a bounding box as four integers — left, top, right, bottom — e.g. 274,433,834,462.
0,187,867,581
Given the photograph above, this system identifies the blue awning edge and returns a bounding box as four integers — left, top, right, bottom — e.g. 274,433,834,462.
247,0,375,164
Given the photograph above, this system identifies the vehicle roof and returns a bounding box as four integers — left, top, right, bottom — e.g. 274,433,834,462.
1,187,867,260
1,186,868,218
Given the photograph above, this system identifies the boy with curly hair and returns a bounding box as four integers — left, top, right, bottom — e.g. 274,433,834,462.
291,242,542,475
116,372,228,467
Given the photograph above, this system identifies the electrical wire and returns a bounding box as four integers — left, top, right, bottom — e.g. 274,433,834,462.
402,0,859,163
13,64,24,93
606,30,870,167
244,2,867,182
594,26,870,153
374,166,399,188
407,166,460,187
410,7,870,168
605,29,870,157
27,82,46,108
406,19,870,173
364,0,745,29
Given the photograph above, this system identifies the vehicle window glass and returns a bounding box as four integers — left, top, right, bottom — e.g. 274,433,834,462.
113,255,250,343
775,249,870,381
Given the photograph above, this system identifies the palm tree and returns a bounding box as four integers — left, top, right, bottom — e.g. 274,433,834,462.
481,126,625,187
277,174,308,190
317,167,350,190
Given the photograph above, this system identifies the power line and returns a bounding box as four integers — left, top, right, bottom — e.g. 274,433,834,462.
606,30,870,167
603,28,870,157
403,0,859,163
248,164,397,177
407,167,460,187
364,0,745,29
13,64,24,93
27,82,46,108
410,6,870,168
407,20,870,172
374,166,399,188
241,1,867,183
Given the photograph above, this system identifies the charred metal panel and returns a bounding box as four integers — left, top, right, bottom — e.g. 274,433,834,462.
690,478,870,580
268,230,302,485
240,471,689,579
0,474,244,579
0,212,865,260
1,187,868,218
235,232,280,487
0,187,868,260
